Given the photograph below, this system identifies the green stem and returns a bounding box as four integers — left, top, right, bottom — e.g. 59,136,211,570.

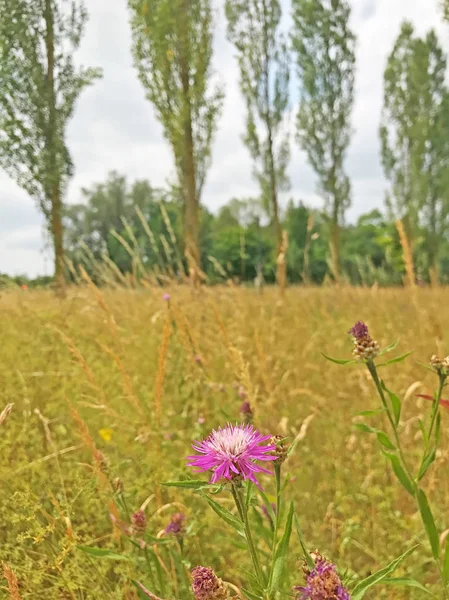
428,375,445,446
231,483,266,587
366,360,414,484
267,463,282,599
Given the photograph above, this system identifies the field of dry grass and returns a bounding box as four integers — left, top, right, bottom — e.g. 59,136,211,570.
1,284,449,598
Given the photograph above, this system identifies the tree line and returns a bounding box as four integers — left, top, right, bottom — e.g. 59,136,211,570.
0,0,448,292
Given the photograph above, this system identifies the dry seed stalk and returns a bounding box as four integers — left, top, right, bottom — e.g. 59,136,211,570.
99,343,144,416
154,312,171,427
3,564,21,600
396,219,415,288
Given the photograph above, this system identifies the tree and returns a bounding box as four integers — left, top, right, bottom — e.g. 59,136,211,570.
410,31,449,284
128,0,223,281
0,0,101,295
380,23,449,284
380,22,420,261
225,0,289,284
292,0,356,281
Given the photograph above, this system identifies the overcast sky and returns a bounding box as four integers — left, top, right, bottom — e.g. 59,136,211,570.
0,0,448,277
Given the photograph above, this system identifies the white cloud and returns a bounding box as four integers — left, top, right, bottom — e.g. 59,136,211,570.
0,0,448,276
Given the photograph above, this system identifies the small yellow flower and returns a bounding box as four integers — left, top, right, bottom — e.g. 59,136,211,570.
99,428,114,443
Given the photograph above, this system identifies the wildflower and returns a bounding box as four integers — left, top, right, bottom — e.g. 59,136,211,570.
131,510,147,534
99,427,113,442
430,354,449,375
348,321,379,361
198,415,206,425
294,555,350,600
194,355,202,365
270,434,288,464
163,293,171,302
239,400,253,424
165,512,186,536
187,423,276,488
192,566,229,600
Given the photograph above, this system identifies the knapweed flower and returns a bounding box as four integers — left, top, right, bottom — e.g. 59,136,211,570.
192,566,229,600
294,556,350,600
239,400,253,424
270,434,288,464
348,321,379,361
430,354,449,375
163,293,171,302
187,423,276,488
165,512,186,536
131,510,147,534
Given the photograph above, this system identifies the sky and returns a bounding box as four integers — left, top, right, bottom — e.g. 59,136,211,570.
0,0,448,277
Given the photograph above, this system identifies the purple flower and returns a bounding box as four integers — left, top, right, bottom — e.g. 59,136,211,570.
191,566,228,600
163,293,171,302
165,512,185,536
131,510,147,534
187,423,276,488
348,321,369,340
294,558,350,600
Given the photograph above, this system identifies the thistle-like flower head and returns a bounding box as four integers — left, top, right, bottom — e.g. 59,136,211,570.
294,557,350,600
187,423,276,488
192,566,229,599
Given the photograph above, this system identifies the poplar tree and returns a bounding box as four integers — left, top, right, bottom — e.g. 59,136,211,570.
292,0,356,281
225,0,290,281
380,23,449,284
128,0,223,280
0,0,101,295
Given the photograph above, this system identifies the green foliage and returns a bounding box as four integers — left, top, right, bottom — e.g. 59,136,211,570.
225,0,289,246
380,22,449,280
292,0,356,278
128,0,223,266
0,0,101,289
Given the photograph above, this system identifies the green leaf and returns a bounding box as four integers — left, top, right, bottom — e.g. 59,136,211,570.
354,423,377,434
240,588,263,600
356,408,386,417
377,351,413,367
417,447,437,481
379,339,399,356
417,488,440,559
443,536,449,585
269,502,294,592
377,431,396,450
351,545,418,599
382,451,415,496
381,577,434,595
383,386,401,425
162,479,212,490
322,353,356,365
78,546,133,561
257,489,276,523
294,514,315,570
200,493,244,535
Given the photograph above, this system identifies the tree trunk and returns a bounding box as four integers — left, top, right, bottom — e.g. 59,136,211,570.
330,201,340,282
179,0,200,285
51,186,65,295
45,0,65,297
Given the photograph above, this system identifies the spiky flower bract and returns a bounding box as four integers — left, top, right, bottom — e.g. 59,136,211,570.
191,566,229,599
294,557,350,600
348,320,379,361
187,423,276,488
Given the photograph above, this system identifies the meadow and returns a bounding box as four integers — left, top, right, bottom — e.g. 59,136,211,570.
1,284,449,599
